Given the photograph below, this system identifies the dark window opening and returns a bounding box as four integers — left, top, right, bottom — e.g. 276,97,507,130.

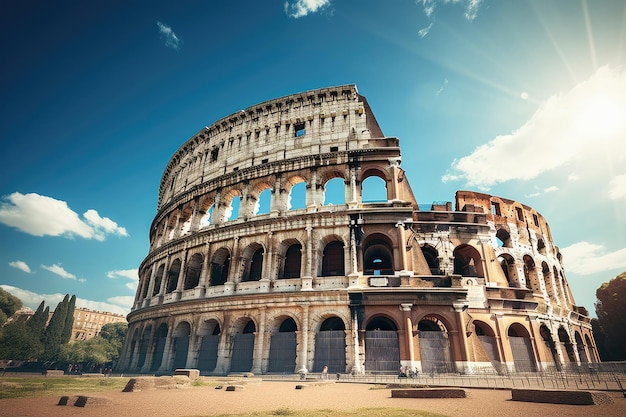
330,146,339,152
533,214,539,226
516,207,524,221
295,122,306,137
281,244,302,278
322,241,345,276
211,148,219,162
491,202,501,216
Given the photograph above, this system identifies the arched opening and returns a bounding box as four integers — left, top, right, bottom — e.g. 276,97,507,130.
280,243,302,279
152,265,164,296
365,316,399,373
323,177,345,205
139,272,150,300
584,334,597,363
288,180,307,210
418,317,455,373
225,193,241,221
421,245,440,275
183,253,203,290
539,324,561,371
268,317,298,373
172,322,191,370
552,266,561,301
575,331,588,363
497,254,518,287
496,228,512,248
508,323,537,372
363,235,394,275
322,241,345,276
523,255,540,292
558,327,576,369
313,317,346,373
136,325,152,371
198,203,214,228
453,244,484,278
473,321,501,372
537,238,546,255
242,246,264,282
254,188,272,215
230,319,256,373
197,320,220,373
542,262,555,301
361,175,387,203
166,259,181,293
150,323,168,372
209,248,230,286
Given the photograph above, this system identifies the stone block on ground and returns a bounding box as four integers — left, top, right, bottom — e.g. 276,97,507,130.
174,368,200,380
226,385,245,391
511,389,614,405
391,388,467,398
123,375,191,392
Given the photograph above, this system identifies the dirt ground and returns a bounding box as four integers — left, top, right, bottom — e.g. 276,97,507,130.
2,379,625,417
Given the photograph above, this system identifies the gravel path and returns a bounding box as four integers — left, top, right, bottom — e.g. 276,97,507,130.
2,380,625,417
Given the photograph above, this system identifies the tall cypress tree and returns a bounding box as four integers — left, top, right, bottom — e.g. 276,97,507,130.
61,294,76,343
42,294,69,361
25,301,48,358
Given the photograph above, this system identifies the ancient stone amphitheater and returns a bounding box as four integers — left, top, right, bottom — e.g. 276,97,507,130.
118,85,597,376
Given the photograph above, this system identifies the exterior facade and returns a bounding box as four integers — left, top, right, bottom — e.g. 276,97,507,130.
71,307,127,342
118,85,597,375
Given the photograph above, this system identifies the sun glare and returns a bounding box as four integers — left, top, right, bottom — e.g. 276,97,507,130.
576,92,626,138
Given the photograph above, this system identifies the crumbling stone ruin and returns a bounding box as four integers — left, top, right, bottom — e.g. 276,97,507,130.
118,85,597,375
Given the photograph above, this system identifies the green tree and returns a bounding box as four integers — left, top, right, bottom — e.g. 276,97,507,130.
60,337,118,366
0,287,23,325
61,294,76,344
0,319,42,360
42,294,70,361
99,322,128,360
595,271,626,360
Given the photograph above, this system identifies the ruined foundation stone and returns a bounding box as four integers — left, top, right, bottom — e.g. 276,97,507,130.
119,85,598,377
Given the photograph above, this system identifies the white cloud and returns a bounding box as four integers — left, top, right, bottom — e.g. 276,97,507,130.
284,0,330,18
544,186,559,193
442,66,626,189
560,241,626,275
0,285,131,316
0,192,128,241
157,21,181,50
9,260,32,273
41,263,76,280
608,174,626,200
107,269,139,281
568,173,581,181
417,0,483,22
418,23,433,38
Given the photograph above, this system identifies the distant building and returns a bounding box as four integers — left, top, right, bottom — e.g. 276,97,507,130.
2,306,34,326
71,307,126,342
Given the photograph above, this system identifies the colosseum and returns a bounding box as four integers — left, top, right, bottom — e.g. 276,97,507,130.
118,84,598,376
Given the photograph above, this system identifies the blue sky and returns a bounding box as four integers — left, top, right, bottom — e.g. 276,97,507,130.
1,0,625,317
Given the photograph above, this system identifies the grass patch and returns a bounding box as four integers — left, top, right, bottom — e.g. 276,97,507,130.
207,408,447,417
0,376,129,399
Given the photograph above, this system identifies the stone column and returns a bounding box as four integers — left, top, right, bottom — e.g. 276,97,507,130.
400,304,415,366
251,307,267,374
298,303,310,373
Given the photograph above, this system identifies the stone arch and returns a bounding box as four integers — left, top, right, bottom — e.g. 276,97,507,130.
496,228,512,248
362,233,394,275
584,334,597,363
198,195,215,228
539,324,560,370
152,264,165,296
136,324,152,371
166,258,182,293
139,270,150,300
241,243,265,282
361,168,388,203
537,238,546,255
230,317,257,373
472,320,500,371
364,315,400,373
278,239,303,279
322,173,346,206
268,316,298,373
421,244,440,275
209,247,231,286
497,253,518,287
171,321,191,370
179,203,194,236
575,331,588,363
250,181,273,216
453,244,484,278
558,326,576,366
222,189,242,222
285,175,307,211
197,319,221,373
320,238,345,277
508,322,537,372
184,253,203,290
552,266,561,301
541,262,555,301
418,315,455,373
150,323,169,372
523,255,540,293
313,315,347,373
